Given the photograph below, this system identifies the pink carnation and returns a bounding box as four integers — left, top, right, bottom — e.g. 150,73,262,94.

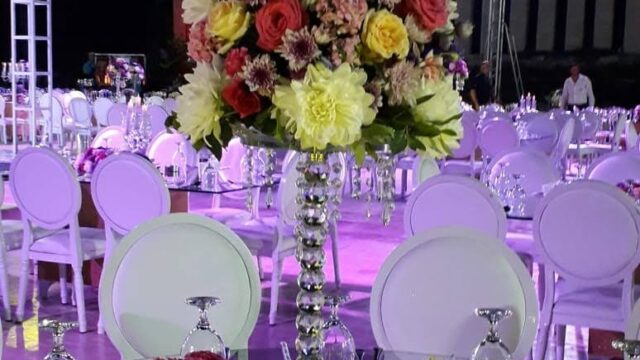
187,22,217,63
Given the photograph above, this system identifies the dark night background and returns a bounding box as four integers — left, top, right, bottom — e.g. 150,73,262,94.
0,0,176,89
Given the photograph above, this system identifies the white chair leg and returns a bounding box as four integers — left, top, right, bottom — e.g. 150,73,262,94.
268,254,284,326
400,169,408,197
537,264,546,311
59,264,69,305
72,265,87,333
330,222,341,288
534,322,551,360
16,257,31,322
555,325,566,360
256,256,265,281
0,245,12,320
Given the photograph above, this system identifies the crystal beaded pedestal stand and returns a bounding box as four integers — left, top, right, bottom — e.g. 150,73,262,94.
376,145,396,226
612,339,640,359
350,163,361,200
295,152,330,359
40,319,78,360
328,154,344,222
243,146,255,212
264,148,276,208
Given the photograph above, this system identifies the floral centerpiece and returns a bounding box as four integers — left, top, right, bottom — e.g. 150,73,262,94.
74,147,114,176
171,0,471,356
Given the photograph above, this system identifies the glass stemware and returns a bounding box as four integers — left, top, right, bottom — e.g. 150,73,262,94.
471,308,512,360
322,294,356,360
172,142,188,186
201,156,219,191
40,319,78,360
180,296,226,357
612,339,640,359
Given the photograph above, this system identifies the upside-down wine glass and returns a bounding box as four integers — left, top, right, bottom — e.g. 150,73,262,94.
322,294,356,360
471,308,512,360
180,296,226,357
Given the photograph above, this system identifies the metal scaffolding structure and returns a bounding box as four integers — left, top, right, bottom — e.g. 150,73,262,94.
483,0,523,101
10,0,53,153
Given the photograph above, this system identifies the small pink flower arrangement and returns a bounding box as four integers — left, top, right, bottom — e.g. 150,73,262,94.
74,147,114,176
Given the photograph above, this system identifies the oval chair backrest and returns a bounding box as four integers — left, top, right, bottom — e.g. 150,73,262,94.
163,98,177,114
479,119,519,159
9,147,81,230
411,155,441,190
451,112,478,159
277,152,301,228
405,175,506,239
146,132,197,168
520,113,559,154
107,103,129,127
99,213,261,359
93,98,115,127
534,181,640,287
39,93,64,132
612,113,629,151
370,227,537,359
586,152,640,186
146,105,169,139
489,149,561,195
64,90,86,109
91,126,128,151
552,117,576,161
580,110,600,141
552,111,581,140
0,97,5,118
219,138,246,184
68,97,93,127
91,153,170,235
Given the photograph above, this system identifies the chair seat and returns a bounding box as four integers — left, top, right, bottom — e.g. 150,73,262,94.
226,217,296,255
553,280,640,329
441,160,483,175
30,227,106,260
2,220,60,250
198,207,252,224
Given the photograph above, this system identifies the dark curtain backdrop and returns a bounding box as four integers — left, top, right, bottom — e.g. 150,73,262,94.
0,0,173,88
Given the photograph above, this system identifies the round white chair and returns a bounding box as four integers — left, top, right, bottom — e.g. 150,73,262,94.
146,105,169,139
586,152,640,186
579,110,601,141
107,103,129,127
91,126,127,151
488,148,561,196
626,121,638,152
68,97,94,137
478,119,520,160
551,117,576,176
38,93,66,147
147,132,197,168
533,181,640,360
145,95,164,106
93,98,115,128
411,155,441,190
404,175,506,240
519,112,559,155
442,112,480,176
163,98,177,114
10,147,106,332
370,227,538,359
99,213,261,359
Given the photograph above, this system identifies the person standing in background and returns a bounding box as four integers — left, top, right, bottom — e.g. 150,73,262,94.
560,63,595,110
469,61,493,111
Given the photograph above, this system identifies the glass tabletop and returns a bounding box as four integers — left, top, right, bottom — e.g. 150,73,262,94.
144,349,467,360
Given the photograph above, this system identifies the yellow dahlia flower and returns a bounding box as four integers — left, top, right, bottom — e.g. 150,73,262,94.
176,59,228,146
207,1,251,54
272,63,376,150
361,10,410,62
411,75,463,158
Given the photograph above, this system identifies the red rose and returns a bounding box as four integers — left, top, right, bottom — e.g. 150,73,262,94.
225,47,249,77
255,0,307,51
222,79,262,118
397,0,448,33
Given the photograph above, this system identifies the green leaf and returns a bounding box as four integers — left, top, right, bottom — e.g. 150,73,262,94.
408,136,427,151
412,122,441,137
441,129,457,136
352,141,366,165
364,143,377,161
219,121,234,148
415,94,435,105
164,112,180,132
204,134,223,161
389,129,408,154
362,124,394,146
430,113,462,126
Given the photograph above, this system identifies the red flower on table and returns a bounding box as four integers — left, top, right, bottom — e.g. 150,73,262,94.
184,351,226,360
224,47,249,77
255,0,307,51
222,79,262,118
396,0,448,33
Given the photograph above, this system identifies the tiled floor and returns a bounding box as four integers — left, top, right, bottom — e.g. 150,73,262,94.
1,176,593,359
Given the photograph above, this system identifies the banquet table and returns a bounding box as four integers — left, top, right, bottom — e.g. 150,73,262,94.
143,349,467,360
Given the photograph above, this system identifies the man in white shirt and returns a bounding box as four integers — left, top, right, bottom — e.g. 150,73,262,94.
560,64,595,110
